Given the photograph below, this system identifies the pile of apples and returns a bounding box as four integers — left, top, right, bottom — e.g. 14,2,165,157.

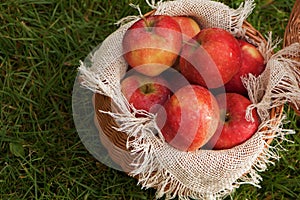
120,15,265,152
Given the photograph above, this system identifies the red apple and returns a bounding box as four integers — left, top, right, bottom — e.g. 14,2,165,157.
156,85,220,152
205,93,259,150
121,73,171,115
172,16,201,43
122,15,182,76
171,16,201,71
179,28,242,88
225,39,265,95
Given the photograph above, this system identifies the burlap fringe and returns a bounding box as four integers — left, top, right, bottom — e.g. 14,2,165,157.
100,108,294,200
244,41,300,121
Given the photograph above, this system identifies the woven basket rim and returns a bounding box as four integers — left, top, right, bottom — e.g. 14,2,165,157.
284,0,300,115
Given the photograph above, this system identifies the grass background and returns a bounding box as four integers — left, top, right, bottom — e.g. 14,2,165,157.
0,0,299,199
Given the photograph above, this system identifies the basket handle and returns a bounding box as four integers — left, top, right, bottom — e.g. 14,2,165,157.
283,0,300,115
283,0,300,47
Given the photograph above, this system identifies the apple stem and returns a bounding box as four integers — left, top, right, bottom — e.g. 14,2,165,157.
225,113,230,122
141,15,150,27
141,84,154,94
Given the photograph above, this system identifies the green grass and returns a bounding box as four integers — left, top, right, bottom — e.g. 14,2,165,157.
0,0,299,199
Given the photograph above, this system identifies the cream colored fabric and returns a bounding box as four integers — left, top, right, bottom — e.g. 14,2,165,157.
78,0,300,199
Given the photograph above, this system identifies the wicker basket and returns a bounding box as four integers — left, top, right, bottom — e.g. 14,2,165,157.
91,0,299,197
284,0,300,115
93,20,277,168
284,0,300,48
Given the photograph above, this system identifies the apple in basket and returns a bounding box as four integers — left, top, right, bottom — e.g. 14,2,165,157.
225,39,265,96
122,15,182,77
205,93,260,150
171,16,201,71
156,85,220,152
179,28,242,88
121,72,171,115
172,16,201,42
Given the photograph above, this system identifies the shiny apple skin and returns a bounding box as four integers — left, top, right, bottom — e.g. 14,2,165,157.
123,15,182,76
180,28,242,88
157,85,220,151
206,93,260,150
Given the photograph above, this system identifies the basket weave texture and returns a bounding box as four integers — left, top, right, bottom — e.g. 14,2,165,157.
78,0,300,199
284,0,300,115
